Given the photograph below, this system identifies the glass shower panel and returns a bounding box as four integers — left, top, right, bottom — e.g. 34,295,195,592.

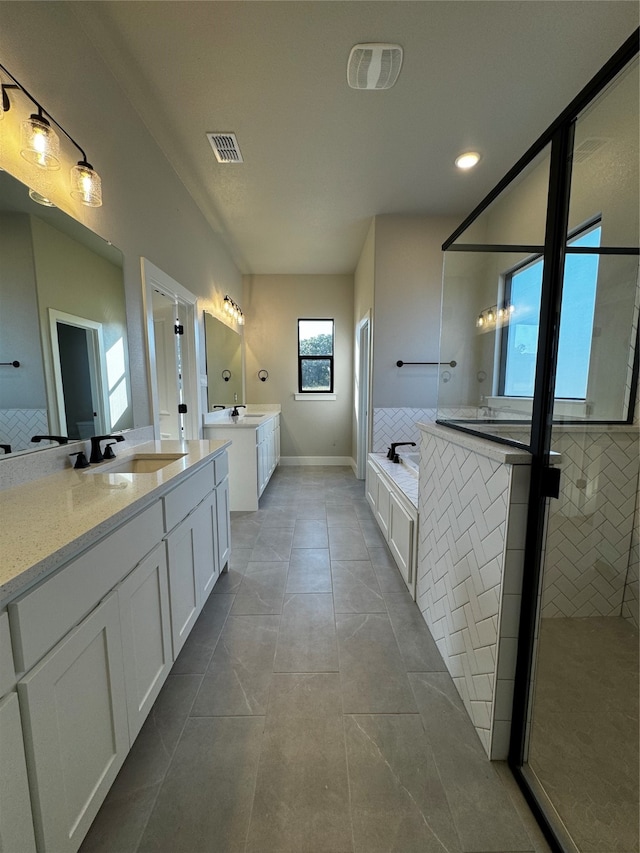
449,146,550,248
568,57,639,249
524,52,640,853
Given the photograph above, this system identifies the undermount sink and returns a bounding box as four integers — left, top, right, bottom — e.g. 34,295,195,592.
243,413,265,418
89,453,187,474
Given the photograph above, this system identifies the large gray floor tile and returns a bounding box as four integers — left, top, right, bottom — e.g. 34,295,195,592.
231,562,287,614
81,674,202,852
259,506,297,528
230,518,262,548
250,528,294,561
326,505,361,528
332,560,386,613
246,674,352,853
329,526,370,560
292,518,329,548
358,520,388,549
337,613,417,713
228,546,253,570
286,548,332,592
137,716,264,853
191,615,280,715
294,500,327,519
274,593,339,672
410,672,533,852
384,592,447,672
345,714,462,853
172,593,233,673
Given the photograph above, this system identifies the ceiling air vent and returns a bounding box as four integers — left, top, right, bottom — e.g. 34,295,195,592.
207,132,243,163
347,43,403,90
573,137,608,164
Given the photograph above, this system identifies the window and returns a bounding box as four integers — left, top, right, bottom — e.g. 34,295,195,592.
298,319,334,393
501,222,601,398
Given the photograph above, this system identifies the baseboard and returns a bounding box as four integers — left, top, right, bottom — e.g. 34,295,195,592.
279,456,354,467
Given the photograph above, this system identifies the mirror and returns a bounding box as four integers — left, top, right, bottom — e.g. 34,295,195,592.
0,169,133,455
203,311,243,409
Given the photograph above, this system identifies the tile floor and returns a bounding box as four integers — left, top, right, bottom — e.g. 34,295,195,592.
529,616,639,852
80,466,550,853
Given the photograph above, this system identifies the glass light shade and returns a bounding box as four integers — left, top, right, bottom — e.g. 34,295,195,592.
70,161,102,207
21,115,60,169
28,188,55,207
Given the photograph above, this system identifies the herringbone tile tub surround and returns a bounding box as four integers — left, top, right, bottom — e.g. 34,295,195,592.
416,423,531,759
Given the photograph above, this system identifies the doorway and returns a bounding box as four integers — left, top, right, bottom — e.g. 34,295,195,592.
49,309,107,439
142,258,201,441
355,314,371,479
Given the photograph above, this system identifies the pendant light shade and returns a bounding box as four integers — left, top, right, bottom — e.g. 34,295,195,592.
21,113,60,169
70,160,102,207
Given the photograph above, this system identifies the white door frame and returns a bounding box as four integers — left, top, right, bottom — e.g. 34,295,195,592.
355,311,372,480
141,258,202,441
48,309,108,437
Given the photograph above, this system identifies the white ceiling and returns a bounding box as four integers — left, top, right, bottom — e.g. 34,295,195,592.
73,1,638,275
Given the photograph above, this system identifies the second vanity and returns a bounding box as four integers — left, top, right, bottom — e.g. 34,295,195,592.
203,406,281,511
0,438,230,853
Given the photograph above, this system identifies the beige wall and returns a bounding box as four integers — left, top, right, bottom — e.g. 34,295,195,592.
0,3,243,430
371,215,460,408
243,275,354,460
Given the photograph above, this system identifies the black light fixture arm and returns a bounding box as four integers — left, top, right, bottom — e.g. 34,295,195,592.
0,62,89,163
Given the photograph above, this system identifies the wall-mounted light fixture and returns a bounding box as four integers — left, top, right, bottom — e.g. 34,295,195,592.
223,295,245,325
0,62,102,207
476,302,515,328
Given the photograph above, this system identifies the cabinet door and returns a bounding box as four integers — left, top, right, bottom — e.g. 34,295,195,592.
0,692,37,853
365,460,378,511
193,494,218,603
18,592,128,853
118,544,172,742
388,492,414,586
375,475,391,539
166,516,200,658
216,477,231,572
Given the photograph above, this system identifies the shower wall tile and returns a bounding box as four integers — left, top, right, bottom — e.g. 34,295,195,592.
416,424,530,759
372,407,436,453
622,494,639,630
0,408,48,453
541,429,639,619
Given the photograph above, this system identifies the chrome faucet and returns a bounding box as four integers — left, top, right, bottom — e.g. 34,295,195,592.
90,434,125,463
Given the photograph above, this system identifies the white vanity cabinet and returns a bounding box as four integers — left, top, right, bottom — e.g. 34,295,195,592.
18,592,129,853
0,611,37,853
366,457,418,598
3,445,230,853
204,413,280,511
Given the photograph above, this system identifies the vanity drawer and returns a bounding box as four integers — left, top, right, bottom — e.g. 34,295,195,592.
214,451,229,486
0,611,16,695
9,501,164,674
163,462,213,532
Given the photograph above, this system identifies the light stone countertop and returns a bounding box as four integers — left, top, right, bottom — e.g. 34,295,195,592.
203,405,280,430
0,439,230,607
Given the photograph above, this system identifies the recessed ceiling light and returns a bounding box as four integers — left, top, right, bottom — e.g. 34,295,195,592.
455,151,481,170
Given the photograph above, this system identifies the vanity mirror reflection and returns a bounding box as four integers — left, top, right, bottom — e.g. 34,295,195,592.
203,311,243,409
0,169,133,455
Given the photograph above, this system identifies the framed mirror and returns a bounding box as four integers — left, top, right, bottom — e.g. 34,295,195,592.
0,169,133,455
203,311,243,409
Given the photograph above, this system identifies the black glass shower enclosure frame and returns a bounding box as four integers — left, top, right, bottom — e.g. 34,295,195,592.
439,29,639,853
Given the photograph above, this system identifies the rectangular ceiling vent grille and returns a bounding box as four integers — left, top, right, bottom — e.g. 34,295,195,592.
573,137,608,164
207,132,243,163
347,44,403,90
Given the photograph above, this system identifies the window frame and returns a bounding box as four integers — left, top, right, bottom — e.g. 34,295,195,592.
498,217,602,399
297,318,335,394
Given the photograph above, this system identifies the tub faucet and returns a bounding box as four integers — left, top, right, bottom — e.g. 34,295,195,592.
387,441,416,462
90,433,125,463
